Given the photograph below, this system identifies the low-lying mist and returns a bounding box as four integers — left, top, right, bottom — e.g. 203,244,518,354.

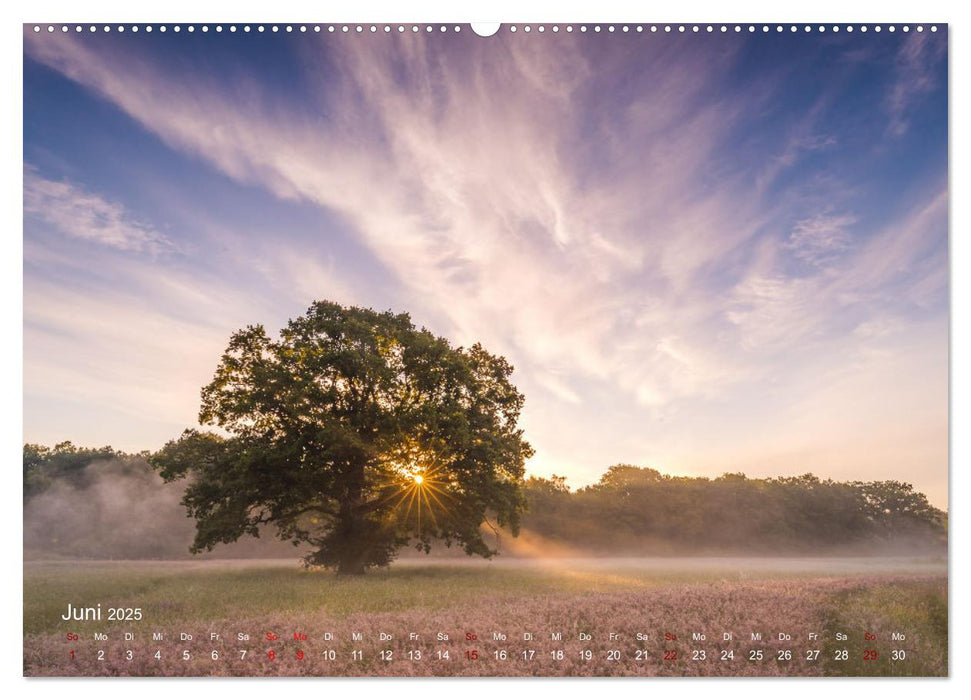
24,458,303,560
24,453,947,562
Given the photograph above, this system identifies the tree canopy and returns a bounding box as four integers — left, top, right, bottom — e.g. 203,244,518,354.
151,300,533,574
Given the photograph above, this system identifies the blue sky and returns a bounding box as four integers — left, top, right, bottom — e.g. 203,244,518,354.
23,26,948,505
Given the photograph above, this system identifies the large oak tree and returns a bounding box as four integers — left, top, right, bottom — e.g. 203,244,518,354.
152,301,533,574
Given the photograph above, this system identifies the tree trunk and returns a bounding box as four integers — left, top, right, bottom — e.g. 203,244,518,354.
334,461,368,576
336,558,367,576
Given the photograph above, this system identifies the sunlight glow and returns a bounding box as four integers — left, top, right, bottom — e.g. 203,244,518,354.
374,438,458,540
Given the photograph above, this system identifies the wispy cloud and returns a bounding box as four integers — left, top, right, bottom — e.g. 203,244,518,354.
786,213,856,267
887,31,947,137
24,167,172,254
728,190,946,354
756,99,837,194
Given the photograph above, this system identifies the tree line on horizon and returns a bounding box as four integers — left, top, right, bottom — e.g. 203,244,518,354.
23,442,946,558
522,464,946,554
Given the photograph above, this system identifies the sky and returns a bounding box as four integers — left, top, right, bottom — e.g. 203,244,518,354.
22,25,949,507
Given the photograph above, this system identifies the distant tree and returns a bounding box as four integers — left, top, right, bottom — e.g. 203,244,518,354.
521,475,572,540
23,441,121,500
151,301,533,575
858,480,946,542
593,464,663,494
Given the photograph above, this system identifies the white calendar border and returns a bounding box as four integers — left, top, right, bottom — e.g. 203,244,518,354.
1,0,965,697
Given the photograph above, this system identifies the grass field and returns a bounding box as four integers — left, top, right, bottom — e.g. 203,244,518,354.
23,556,947,677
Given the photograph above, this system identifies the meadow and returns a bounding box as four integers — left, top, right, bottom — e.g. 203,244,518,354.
23,556,947,677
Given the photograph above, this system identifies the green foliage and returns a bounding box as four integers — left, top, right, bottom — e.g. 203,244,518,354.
523,467,947,553
151,300,534,574
23,441,130,500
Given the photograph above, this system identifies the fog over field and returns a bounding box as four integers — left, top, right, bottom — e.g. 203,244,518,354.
24,556,947,577
24,459,304,560
24,453,947,562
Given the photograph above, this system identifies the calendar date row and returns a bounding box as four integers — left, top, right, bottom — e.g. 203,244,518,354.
64,646,909,664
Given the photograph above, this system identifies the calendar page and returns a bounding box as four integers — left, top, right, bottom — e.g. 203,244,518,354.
22,21,948,679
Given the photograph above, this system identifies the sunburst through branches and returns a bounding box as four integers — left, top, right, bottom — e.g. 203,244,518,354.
376,439,455,540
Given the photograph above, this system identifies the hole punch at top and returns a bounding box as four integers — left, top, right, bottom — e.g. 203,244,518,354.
471,23,501,37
